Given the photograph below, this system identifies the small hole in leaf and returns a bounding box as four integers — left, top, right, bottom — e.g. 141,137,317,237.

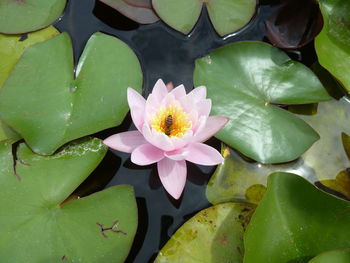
93,1,139,31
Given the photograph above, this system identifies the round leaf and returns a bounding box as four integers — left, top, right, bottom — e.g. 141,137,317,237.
309,250,350,263
0,138,138,263
194,41,331,164
0,32,143,155
244,172,350,263
152,0,256,36
0,0,66,34
155,202,255,263
315,0,350,94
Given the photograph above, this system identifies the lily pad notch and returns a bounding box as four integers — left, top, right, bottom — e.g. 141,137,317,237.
194,41,331,164
0,32,143,155
152,0,257,36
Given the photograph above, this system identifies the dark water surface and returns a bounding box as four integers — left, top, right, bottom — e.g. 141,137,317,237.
53,1,316,262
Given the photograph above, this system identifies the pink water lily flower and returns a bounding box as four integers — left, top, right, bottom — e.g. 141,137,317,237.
104,79,228,199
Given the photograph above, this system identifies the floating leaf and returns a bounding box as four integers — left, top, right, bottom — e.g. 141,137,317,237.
194,41,331,164
0,0,66,34
152,0,256,36
0,26,59,88
0,121,20,142
315,0,350,94
0,138,137,262
155,202,255,263
309,250,350,263
0,32,143,155
265,0,323,49
244,172,350,263
98,0,159,24
207,98,350,205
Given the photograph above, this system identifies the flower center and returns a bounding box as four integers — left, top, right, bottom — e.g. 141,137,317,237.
150,104,192,137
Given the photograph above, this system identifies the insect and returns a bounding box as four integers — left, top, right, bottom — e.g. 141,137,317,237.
165,114,173,136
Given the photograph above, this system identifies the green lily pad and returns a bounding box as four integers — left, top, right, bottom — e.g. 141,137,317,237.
0,138,137,262
309,250,350,263
0,32,143,155
194,41,331,164
244,172,350,263
207,98,350,205
0,0,66,34
0,121,20,142
0,26,59,88
152,0,256,36
315,0,350,94
155,202,255,263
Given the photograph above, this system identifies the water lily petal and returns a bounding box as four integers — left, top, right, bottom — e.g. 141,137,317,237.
164,148,189,161
131,143,164,165
103,130,147,153
157,158,187,199
170,84,186,99
193,116,229,143
142,124,174,151
153,79,168,102
166,82,174,91
171,130,193,149
196,98,212,117
187,85,207,103
127,88,146,131
185,142,224,165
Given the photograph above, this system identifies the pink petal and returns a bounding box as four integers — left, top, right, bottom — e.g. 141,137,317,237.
157,158,187,199
142,124,174,151
152,79,169,102
187,86,207,103
170,84,186,99
131,144,164,165
185,143,224,165
171,130,193,149
166,82,174,91
164,148,189,161
196,98,212,117
193,116,229,143
103,130,146,153
127,88,146,131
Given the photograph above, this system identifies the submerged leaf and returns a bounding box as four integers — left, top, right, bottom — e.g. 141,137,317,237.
152,0,256,36
0,0,66,34
244,172,350,263
0,32,143,155
315,0,350,94
207,98,350,205
0,138,138,263
98,0,159,24
194,41,331,164
155,202,255,263
265,0,323,49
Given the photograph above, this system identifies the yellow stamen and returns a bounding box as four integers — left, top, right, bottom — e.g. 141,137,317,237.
150,104,192,138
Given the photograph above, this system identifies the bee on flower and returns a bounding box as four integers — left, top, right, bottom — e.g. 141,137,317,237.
104,79,228,199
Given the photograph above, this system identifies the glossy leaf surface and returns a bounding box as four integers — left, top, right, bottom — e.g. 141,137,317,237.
152,0,256,36
207,98,350,204
0,138,137,263
155,202,255,263
315,0,350,93
0,0,66,34
244,172,350,263
194,41,331,164
98,0,159,24
0,32,143,155
309,250,350,263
